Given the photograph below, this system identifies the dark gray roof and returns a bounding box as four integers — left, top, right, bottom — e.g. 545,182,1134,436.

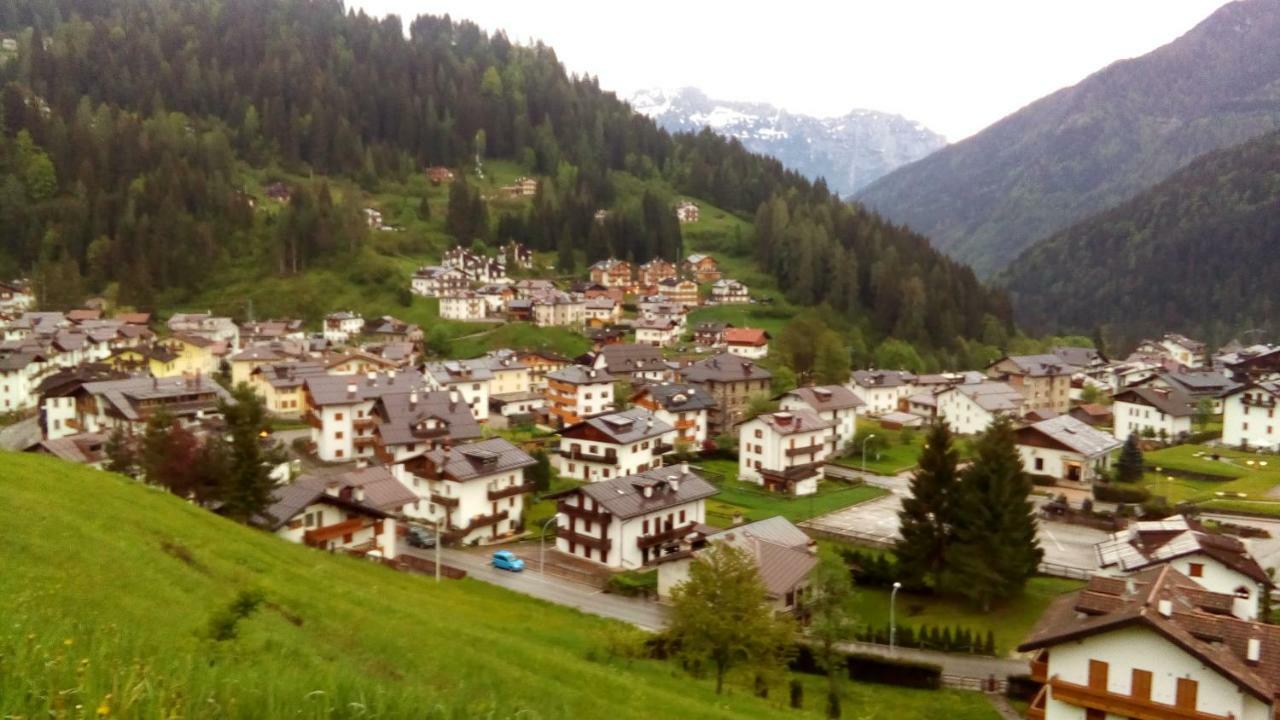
424,360,494,385
81,376,232,421
1050,346,1105,368
373,390,481,447
295,465,418,513
598,343,668,375
252,361,327,389
681,353,772,383
748,408,834,435
421,437,536,481
1159,370,1241,398
304,369,423,406
546,365,610,385
998,354,1073,377
1114,387,1198,417
258,475,395,530
578,466,718,519
782,385,864,411
849,369,915,388
641,383,717,412
560,407,674,443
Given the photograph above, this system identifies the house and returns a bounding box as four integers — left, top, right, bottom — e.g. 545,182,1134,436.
1050,345,1109,372
711,279,750,304
29,432,108,469
1018,567,1280,720
302,370,422,462
1222,346,1280,384
584,297,622,327
674,201,700,224
422,361,492,422
682,253,720,282
42,375,232,441
238,319,306,347
693,321,728,349
592,343,673,384
324,312,364,344
363,316,423,344
848,370,917,415
934,381,1026,435
401,438,536,545
411,266,470,297
502,241,533,269
1069,403,1114,428
724,327,769,359
475,283,515,315
634,317,682,348
443,246,507,284
631,382,715,448
1221,382,1280,451
500,176,539,197
425,166,455,185
681,354,773,437
1112,387,1197,442
248,361,326,417
1095,515,1269,620
363,207,384,229
513,279,556,298
545,365,614,428
263,182,292,202
0,280,35,314
257,468,410,558
1015,415,1122,484
368,390,482,467
1159,333,1207,368
551,464,717,567
657,516,816,614
738,409,833,496
439,291,489,321
987,354,1073,413
514,349,571,391
1,350,52,411
530,291,586,327
654,277,700,308
555,408,676,482
589,258,634,290
1141,369,1241,414
779,385,862,455
167,312,239,346
638,258,677,287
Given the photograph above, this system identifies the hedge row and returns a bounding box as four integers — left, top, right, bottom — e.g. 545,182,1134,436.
856,623,996,656
1093,483,1151,503
791,645,942,690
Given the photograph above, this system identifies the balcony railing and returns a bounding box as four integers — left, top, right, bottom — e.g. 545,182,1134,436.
559,448,618,464
1027,684,1046,720
557,500,610,524
353,434,377,448
636,522,697,550
652,442,675,455
488,480,536,501
1243,394,1278,408
785,442,825,458
303,410,323,429
430,492,459,508
557,527,611,552
759,462,824,483
440,510,510,542
303,517,366,545
1047,676,1233,720
1030,651,1048,684
353,417,377,430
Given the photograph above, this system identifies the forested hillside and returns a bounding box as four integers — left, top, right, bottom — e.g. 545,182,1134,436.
856,0,1280,277
1001,128,1280,349
0,0,1009,355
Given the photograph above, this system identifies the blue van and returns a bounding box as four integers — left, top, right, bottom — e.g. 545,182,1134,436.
491,550,525,572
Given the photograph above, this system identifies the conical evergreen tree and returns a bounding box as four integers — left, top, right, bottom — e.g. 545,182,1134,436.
942,417,1043,611
1115,433,1145,483
895,421,959,588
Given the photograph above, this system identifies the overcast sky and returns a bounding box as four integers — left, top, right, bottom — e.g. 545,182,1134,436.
348,0,1233,140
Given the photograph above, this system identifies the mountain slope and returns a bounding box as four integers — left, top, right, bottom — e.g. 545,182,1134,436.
1000,128,1280,347
632,87,946,195
855,0,1280,277
0,452,1002,718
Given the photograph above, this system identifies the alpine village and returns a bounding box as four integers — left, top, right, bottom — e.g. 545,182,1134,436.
6,1,1280,719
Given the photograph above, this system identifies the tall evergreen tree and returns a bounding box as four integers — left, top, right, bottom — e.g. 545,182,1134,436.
895,421,959,588
217,384,286,524
1115,433,1145,483
941,417,1042,610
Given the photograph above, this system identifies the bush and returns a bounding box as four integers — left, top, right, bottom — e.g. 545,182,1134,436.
846,653,942,690
1029,473,1057,487
1006,674,1041,702
606,570,657,598
1093,483,1150,503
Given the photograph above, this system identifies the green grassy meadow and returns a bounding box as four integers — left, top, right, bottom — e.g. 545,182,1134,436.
0,452,1002,719
694,459,888,527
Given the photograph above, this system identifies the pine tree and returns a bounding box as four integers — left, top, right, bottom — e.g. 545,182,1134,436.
218,385,287,524
1115,433,1145,483
895,421,959,589
942,417,1043,611
417,189,431,220
104,426,139,478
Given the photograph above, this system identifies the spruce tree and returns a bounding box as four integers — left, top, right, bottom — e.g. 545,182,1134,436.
218,385,287,524
942,417,1042,611
895,421,959,588
1115,433,1145,483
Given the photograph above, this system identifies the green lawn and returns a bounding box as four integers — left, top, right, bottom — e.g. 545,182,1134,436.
832,421,929,476
1137,444,1280,505
849,575,1084,657
694,459,888,527
0,452,1005,719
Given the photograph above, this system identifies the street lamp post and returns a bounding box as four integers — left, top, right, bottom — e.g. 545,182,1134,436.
434,520,442,583
861,434,877,475
890,581,902,655
541,513,564,574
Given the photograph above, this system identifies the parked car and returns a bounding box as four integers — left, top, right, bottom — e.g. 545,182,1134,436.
491,550,524,572
406,526,436,549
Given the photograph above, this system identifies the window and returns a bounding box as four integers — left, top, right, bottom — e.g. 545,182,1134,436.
679,510,686,522
1034,458,1044,471
754,429,763,439
1131,669,1152,699
335,412,344,421
1188,562,1204,577
643,519,650,534
1176,678,1198,709
336,449,344,458
1087,659,1108,690
335,431,344,440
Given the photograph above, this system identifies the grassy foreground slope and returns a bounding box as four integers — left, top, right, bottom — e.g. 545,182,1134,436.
0,453,1000,719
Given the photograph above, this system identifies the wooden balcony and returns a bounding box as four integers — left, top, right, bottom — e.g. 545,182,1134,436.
353,434,377,448
557,500,610,524
636,522,697,550
559,448,618,464
303,517,365,545
557,527,611,552
786,442,824,458
1030,650,1048,684
674,418,697,430
653,442,675,455
1047,676,1234,720
430,492,459,508
488,480,536,501
758,461,823,483
440,510,510,542
1243,394,1278,408
353,416,377,430
1027,684,1045,720
303,410,323,429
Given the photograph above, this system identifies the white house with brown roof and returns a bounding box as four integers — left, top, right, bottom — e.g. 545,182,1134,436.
401,438,536,545
1113,386,1196,441
323,311,365,344
369,390,481,467
258,467,412,559
552,465,717,568
555,408,676,482
631,382,715,448
1018,567,1280,720
439,291,489,321
1221,382,1280,452
545,365,614,428
1015,415,1121,483
1094,516,1270,620
725,327,769,359
934,381,1026,435
710,279,749,304
634,317,682,348
303,370,423,462
411,266,470,297
422,361,491,423
738,409,833,496
848,370,916,415
779,385,863,454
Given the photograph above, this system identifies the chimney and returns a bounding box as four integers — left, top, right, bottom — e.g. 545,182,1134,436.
409,391,419,407
388,369,396,382
1157,599,1173,617
679,461,689,475
642,485,653,499
324,481,341,497
353,487,365,503
346,382,358,397
669,476,680,492
1248,638,1262,664
366,371,377,385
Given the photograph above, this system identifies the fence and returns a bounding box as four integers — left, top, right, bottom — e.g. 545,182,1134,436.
391,554,468,580
942,674,1007,693
799,521,896,549
1037,561,1092,580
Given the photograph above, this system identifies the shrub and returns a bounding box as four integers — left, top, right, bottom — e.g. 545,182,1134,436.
846,653,941,690
606,570,657,598
1029,473,1057,487
1093,483,1150,503
205,589,265,641
790,679,803,708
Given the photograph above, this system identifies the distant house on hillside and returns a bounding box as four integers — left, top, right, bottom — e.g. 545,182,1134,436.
675,201,699,223
725,327,769,359
264,182,292,203
711,279,749,304
682,253,720,282
425,166,455,185
500,177,538,197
